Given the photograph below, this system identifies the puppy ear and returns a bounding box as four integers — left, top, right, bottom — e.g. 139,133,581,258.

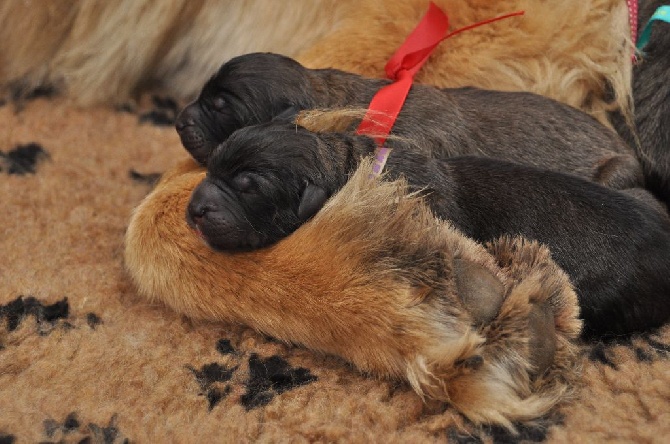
298,182,328,221
272,105,301,124
452,258,505,325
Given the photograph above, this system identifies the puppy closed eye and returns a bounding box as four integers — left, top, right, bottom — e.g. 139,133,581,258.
231,173,258,193
211,96,227,111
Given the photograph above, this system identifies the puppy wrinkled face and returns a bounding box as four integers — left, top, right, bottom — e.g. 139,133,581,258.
175,52,317,165
175,91,243,166
186,123,331,251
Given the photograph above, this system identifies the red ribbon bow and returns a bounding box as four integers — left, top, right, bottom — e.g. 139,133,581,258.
357,2,524,149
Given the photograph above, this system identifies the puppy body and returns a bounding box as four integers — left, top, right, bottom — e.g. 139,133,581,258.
191,124,670,337
177,53,641,190
612,0,670,208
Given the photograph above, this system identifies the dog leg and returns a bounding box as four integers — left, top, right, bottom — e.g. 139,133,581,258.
125,159,582,429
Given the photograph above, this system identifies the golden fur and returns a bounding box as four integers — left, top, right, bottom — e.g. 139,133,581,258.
125,158,582,429
0,0,631,125
298,0,633,127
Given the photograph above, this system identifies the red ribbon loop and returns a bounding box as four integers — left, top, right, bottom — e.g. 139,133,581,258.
357,2,525,151
384,2,450,80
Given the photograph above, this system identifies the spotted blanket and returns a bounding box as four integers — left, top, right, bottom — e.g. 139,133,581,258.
1,96,668,443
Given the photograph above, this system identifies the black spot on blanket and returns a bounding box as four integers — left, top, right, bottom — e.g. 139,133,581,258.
0,434,15,444
44,412,80,438
464,413,562,444
63,412,80,432
128,169,161,186
626,333,670,363
7,83,58,112
152,95,180,113
43,413,128,444
87,417,124,444
216,338,235,355
191,362,236,388
647,337,670,355
86,312,103,329
0,143,49,175
9,83,57,108
206,385,232,410
0,296,69,334
115,103,135,114
635,347,654,363
138,110,174,126
587,333,670,367
486,424,547,444
189,362,237,410
241,354,317,410
20,85,57,102
138,95,180,127
588,342,617,369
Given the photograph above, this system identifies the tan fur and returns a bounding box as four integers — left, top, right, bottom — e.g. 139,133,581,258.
125,158,582,428
297,108,415,147
0,0,631,125
298,0,633,127
297,108,370,134
0,0,343,104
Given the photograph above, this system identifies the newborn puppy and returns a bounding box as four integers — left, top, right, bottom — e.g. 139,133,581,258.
176,53,641,190
612,0,670,207
187,122,670,337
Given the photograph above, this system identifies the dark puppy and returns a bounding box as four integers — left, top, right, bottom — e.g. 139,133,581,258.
187,123,670,338
176,53,642,190
612,0,670,207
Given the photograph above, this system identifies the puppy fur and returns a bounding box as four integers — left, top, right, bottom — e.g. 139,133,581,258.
176,53,641,188
612,0,670,208
126,158,582,429
0,0,631,128
190,121,670,338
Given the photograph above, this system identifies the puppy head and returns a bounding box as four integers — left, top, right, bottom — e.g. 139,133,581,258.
175,53,316,165
186,123,335,251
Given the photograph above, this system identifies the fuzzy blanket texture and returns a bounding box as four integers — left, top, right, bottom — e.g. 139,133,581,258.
0,96,669,443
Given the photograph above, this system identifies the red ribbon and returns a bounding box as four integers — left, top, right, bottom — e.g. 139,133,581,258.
356,2,524,147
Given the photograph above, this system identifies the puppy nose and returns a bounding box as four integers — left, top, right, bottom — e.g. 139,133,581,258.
175,115,195,131
186,180,221,227
187,199,213,227
175,103,198,131
190,201,209,220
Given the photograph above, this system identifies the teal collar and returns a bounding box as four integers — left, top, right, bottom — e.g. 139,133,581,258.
637,5,670,51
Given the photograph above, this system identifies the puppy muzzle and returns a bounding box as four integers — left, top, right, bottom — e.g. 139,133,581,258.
176,105,215,165
186,179,263,251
